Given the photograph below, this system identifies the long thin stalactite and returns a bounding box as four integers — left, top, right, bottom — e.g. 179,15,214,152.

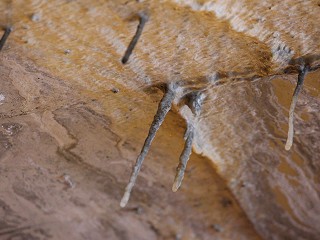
120,83,176,207
285,66,309,150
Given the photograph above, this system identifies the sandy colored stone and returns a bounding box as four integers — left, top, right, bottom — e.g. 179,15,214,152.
0,0,319,239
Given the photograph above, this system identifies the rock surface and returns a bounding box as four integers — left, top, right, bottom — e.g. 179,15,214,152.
0,45,259,240
0,0,319,239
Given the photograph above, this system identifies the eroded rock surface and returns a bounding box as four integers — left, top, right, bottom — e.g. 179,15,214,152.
0,0,319,239
0,53,259,239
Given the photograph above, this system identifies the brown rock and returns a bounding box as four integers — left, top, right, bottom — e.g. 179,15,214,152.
0,0,319,239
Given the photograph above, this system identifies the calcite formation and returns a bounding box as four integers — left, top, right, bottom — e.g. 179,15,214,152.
0,0,319,239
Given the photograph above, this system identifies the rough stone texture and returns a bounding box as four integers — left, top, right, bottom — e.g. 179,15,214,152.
173,1,320,239
0,0,319,239
0,53,259,240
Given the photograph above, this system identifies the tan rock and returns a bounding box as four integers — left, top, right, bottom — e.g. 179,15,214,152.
0,0,319,239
